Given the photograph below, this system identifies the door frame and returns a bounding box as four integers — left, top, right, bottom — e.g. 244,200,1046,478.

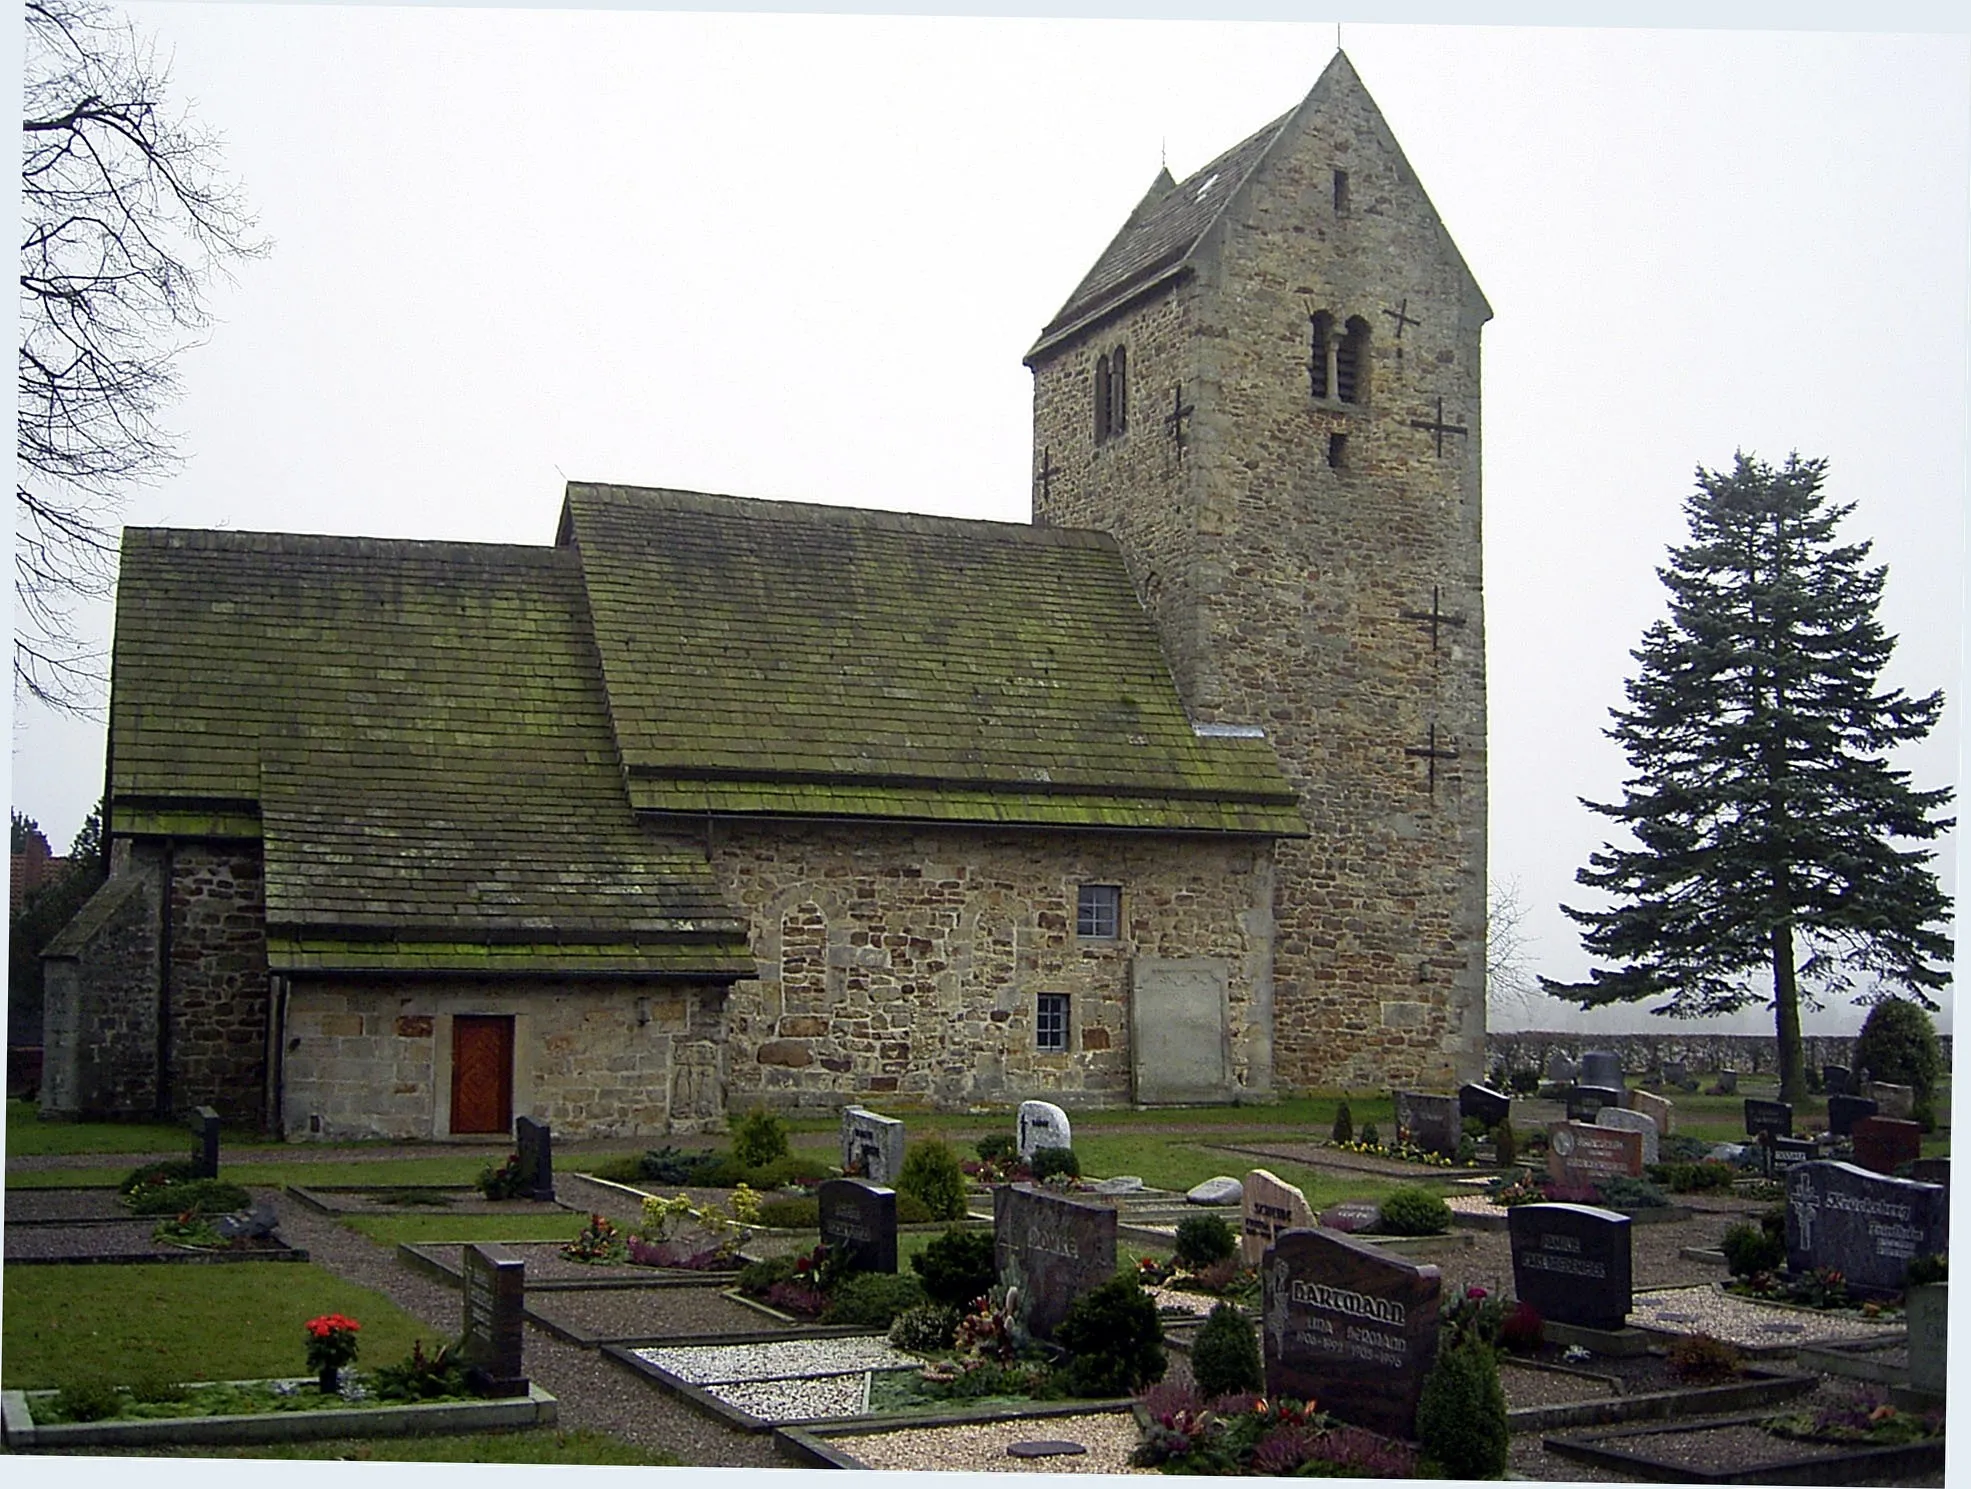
432,1005,535,1141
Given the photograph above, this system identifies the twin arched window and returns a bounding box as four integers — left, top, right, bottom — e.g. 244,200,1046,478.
1309,312,1370,405
1094,344,1128,443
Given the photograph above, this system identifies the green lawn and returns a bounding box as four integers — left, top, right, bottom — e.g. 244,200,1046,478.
9,1155,496,1190
1,1262,447,1390
4,1098,291,1158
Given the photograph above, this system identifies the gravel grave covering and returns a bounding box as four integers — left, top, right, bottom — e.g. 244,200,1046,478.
1500,1362,1619,1409
4,1187,132,1222
1630,1286,1907,1349
1144,1285,1228,1318
528,1282,786,1341
634,1336,921,1384
706,1373,873,1421
830,1411,1146,1474
1,1218,299,1262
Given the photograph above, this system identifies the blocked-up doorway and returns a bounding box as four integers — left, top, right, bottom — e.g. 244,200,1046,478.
450,1014,514,1134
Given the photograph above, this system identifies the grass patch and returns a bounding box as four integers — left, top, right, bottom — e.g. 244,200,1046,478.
1,1262,443,1390
343,1213,588,1247
9,1156,495,1190
4,1098,279,1158
41,1428,678,1464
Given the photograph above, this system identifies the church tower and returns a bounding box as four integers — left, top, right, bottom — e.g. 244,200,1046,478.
1028,53,1489,1090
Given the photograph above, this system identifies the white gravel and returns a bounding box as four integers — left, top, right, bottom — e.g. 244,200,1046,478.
830,1410,1147,1473
1630,1285,1908,1348
705,1372,874,1421
635,1336,921,1384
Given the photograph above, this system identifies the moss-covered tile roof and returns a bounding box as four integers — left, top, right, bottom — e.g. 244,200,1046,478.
110,529,750,977
560,485,1304,836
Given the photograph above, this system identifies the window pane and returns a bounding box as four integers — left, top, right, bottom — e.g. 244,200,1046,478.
1037,993,1069,1051
1077,884,1119,938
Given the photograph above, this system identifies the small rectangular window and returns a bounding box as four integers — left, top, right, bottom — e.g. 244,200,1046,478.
1333,169,1350,213
1077,883,1120,940
1036,993,1070,1052
1328,432,1348,469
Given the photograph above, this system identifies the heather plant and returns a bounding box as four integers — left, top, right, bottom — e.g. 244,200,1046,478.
1667,1333,1743,1385
1028,1145,1081,1182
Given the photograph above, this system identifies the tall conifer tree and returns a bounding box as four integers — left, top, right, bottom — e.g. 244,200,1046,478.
1544,453,1953,1104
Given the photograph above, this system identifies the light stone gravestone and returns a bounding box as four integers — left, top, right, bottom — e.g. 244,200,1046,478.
461,1243,529,1397
1319,1201,1381,1234
840,1105,906,1185
1596,1107,1660,1166
1908,1283,1947,1398
1546,1122,1643,1189
1509,1203,1632,1331
1545,1051,1578,1084
1187,1176,1243,1206
1627,1087,1674,1136
1579,1051,1625,1090
1393,1090,1461,1157
1785,1161,1948,1295
514,1115,554,1202
1241,1168,1314,1266
1869,1082,1915,1121
992,1183,1116,1340
818,1178,898,1274
1130,958,1233,1103
1016,1100,1073,1163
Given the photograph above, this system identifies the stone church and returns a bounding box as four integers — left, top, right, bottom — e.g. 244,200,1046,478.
42,53,1488,1139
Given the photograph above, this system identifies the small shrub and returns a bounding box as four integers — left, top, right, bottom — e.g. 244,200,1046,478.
125,1369,188,1405
898,1137,968,1221
371,1339,472,1401
1416,1340,1509,1480
124,1178,252,1216
1598,1176,1671,1210
895,1191,934,1224
889,1302,961,1351
1359,1121,1380,1148
1855,997,1943,1102
119,1158,198,1196
1721,1220,1786,1277
822,1271,926,1327
477,1153,527,1200
1509,1068,1541,1096
738,1254,796,1295
1462,1114,1489,1140
731,1108,790,1169
1189,1254,1245,1296
976,1132,1017,1164
1500,1300,1543,1354
1331,1100,1354,1144
1174,1213,1237,1270
1028,1145,1080,1182
1651,1159,1734,1193
51,1375,123,1423
1190,1301,1264,1399
912,1226,998,1307
756,1195,819,1229
1455,1135,1478,1164
1055,1275,1165,1397
1667,1333,1744,1385
1493,1118,1517,1167
1376,1186,1451,1236
635,1145,721,1186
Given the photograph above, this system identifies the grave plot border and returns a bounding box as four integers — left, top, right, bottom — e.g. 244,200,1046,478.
1501,1365,1816,1433
1543,1411,1947,1485
1704,1278,1907,1326
1451,1202,1693,1232
1795,1338,1910,1386
775,1401,1137,1469
0,1380,556,1450
1625,1286,1908,1359
3,1211,309,1267
398,1241,742,1292
286,1184,581,1217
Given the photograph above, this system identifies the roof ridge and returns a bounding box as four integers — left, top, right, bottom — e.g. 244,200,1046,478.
121,526,571,565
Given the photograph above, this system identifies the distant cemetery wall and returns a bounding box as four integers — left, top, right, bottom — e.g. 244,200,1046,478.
1486,1029,1954,1078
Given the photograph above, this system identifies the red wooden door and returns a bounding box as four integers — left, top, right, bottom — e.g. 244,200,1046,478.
451,1015,514,1135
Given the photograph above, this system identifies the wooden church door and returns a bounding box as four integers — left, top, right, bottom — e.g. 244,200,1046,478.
451,1015,514,1135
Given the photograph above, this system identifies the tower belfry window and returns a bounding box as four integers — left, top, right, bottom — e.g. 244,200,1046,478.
1095,355,1112,442
1308,311,1333,400
1093,343,1128,444
1333,169,1350,213
1337,316,1370,404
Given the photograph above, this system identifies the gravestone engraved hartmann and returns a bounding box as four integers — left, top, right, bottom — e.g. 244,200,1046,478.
461,1243,529,1397
1263,1228,1440,1441
1596,1107,1659,1166
1566,1086,1622,1122
1827,1094,1879,1139
1241,1169,1314,1265
840,1106,906,1185
514,1116,554,1201
1394,1091,1461,1156
1851,1116,1922,1177
817,1178,898,1274
993,1183,1116,1340
1509,1203,1632,1331
1016,1100,1073,1163
1546,1122,1642,1187
191,1106,221,1180
1785,1161,1948,1295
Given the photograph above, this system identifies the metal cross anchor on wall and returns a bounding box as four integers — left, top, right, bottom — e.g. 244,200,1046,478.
1408,396,1469,457
1036,447,1056,503
1382,298,1421,339
1398,586,1467,651
1163,383,1194,455
1404,722,1460,795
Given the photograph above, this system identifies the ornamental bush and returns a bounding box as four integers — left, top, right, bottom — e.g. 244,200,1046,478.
1721,1220,1786,1277
1854,998,1943,1102
1359,1122,1380,1148
1189,1301,1263,1400
1173,1213,1237,1270
976,1132,1017,1164
1028,1145,1080,1182
898,1137,968,1221
822,1271,926,1327
118,1158,199,1196
1376,1186,1451,1236
912,1225,998,1307
731,1108,790,1169
1416,1339,1509,1480
1493,1118,1517,1167
1331,1100,1354,1144
1055,1275,1166,1397
124,1178,252,1216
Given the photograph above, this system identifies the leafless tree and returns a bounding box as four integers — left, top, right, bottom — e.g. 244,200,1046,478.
18,0,266,711
1486,875,1540,1023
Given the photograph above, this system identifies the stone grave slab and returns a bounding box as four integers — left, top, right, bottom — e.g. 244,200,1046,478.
1579,1051,1625,1090
1240,1168,1314,1265
993,1183,1116,1340
840,1106,906,1185
1850,1116,1921,1176
514,1116,554,1201
1627,1087,1674,1136
1822,1064,1853,1097
1262,1228,1440,1441
1742,1099,1791,1139
1547,1122,1643,1188
1596,1108,1660,1166
1319,1201,1380,1234
1770,1137,1818,1172
1826,1094,1878,1139
1509,1203,1632,1331
817,1179,897,1274
1868,1082,1915,1121
191,1106,221,1180
1130,957,1233,1102
1394,1090,1461,1156
461,1243,529,1397
1907,1283,1946,1397
1458,1083,1511,1128
1785,1161,1948,1295
1566,1086,1622,1122
1545,1052,1579,1084
1016,1100,1072,1163
1187,1176,1242,1206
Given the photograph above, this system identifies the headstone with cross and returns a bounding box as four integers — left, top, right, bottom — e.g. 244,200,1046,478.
1407,395,1468,458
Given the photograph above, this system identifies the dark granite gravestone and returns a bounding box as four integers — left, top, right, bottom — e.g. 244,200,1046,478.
1393,1090,1461,1157
1661,1060,1688,1087
993,1183,1117,1340
1579,1051,1625,1090
1827,1094,1879,1139
190,1106,221,1180
1714,1069,1738,1094
1545,1051,1578,1084
1770,1137,1817,1172
461,1243,529,1396
1566,1085,1623,1122
1262,1228,1440,1442
1319,1201,1381,1234
1743,1099,1792,1139
1912,1157,1950,1188
840,1105,907,1185
514,1116,554,1202
1509,1203,1633,1331
1822,1064,1853,1097
817,1178,898,1274
1851,1116,1922,1177
1458,1083,1511,1128
1546,1122,1642,1189
1785,1161,1949,1295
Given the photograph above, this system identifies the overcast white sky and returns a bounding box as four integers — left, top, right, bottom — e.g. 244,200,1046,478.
8,5,1968,1041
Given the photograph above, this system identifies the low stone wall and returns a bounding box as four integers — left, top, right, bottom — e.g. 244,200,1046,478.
1484,1030,1954,1078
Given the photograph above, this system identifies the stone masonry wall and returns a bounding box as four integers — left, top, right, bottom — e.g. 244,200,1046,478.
40,859,162,1117
715,820,1275,1111
1033,67,1487,1092
167,843,271,1125
281,979,729,1141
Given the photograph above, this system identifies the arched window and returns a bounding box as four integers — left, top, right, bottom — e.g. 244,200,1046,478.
1337,316,1370,404
1110,345,1127,435
1308,311,1333,400
1094,354,1112,442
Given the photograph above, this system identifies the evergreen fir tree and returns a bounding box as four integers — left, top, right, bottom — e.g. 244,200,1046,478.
1543,453,1953,1104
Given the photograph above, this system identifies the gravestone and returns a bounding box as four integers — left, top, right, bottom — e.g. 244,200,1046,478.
1912,1157,1950,1188
1784,1161,1948,1295
1714,1069,1738,1094
1907,1283,1947,1398
1262,1228,1441,1441
1743,1099,1792,1139
1130,958,1233,1103
840,1106,907,1185
1822,1064,1853,1097
1851,1116,1922,1177
992,1183,1116,1340
1827,1094,1879,1139
1627,1087,1674,1136
1579,1051,1625,1090
1187,1176,1243,1206
1016,1100,1073,1163
1545,1052,1578,1084
1660,1060,1688,1087
1393,1090,1461,1156
1546,1122,1643,1188
461,1243,529,1397
190,1106,221,1180
514,1116,554,1201
1508,1203,1633,1331
1566,1086,1622,1123
1770,1137,1817,1172
1458,1082,1511,1129
1869,1082,1915,1121
817,1178,898,1274
1242,1168,1315,1265
1596,1107,1660,1166
1319,1200,1381,1234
